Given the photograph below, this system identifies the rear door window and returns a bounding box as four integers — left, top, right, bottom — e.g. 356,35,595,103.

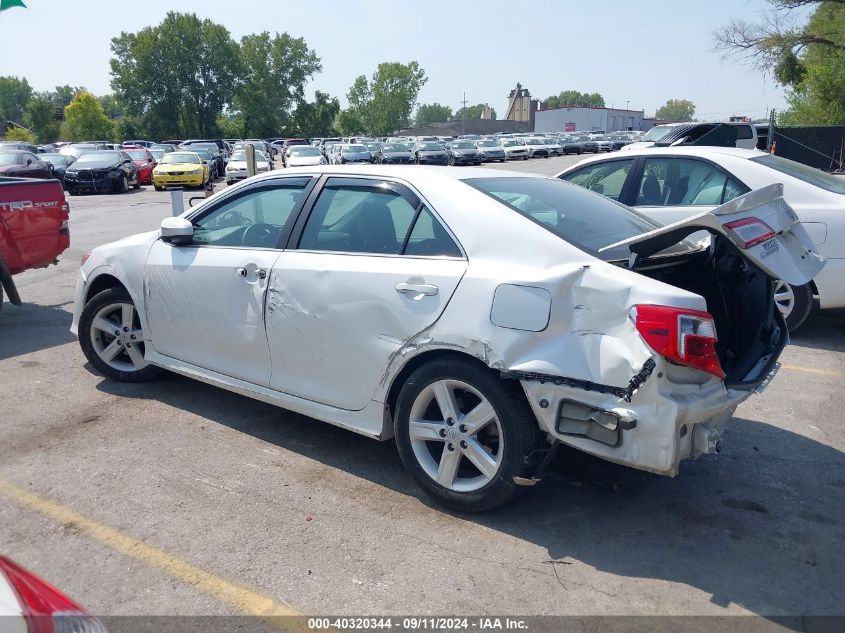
559,159,635,201
635,157,749,206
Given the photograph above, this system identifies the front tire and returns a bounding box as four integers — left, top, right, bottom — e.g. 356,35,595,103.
79,287,163,382
394,358,540,512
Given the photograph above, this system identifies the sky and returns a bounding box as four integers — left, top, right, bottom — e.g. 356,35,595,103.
0,0,798,121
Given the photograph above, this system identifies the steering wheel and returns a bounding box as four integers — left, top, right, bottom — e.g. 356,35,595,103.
242,223,279,248
214,209,248,228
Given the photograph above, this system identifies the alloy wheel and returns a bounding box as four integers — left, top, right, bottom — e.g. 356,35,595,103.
774,280,795,318
408,379,504,492
89,301,148,372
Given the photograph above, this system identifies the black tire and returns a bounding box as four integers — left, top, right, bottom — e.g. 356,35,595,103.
781,281,814,332
116,175,128,194
78,287,163,382
132,175,141,189
394,358,541,512
154,184,163,191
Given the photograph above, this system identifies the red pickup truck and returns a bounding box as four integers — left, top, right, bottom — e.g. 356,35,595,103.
0,177,70,310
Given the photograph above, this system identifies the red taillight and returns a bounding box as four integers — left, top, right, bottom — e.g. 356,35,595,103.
632,305,725,379
0,557,107,633
724,217,775,249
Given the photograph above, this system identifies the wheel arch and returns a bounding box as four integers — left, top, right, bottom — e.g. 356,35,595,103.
383,348,526,434
85,272,127,304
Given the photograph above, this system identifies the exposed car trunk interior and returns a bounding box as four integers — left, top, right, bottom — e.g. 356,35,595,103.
624,236,786,388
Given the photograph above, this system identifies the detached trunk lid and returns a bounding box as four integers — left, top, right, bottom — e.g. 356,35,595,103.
600,183,824,285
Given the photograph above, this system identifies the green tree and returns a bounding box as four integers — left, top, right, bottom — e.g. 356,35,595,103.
51,85,85,108
234,31,322,137
344,62,427,135
62,91,114,141
3,127,35,143
24,94,60,142
414,102,452,126
336,108,365,136
0,76,33,122
455,103,496,120
110,12,240,138
289,91,340,137
544,90,605,108
98,94,125,119
715,0,845,81
655,99,696,121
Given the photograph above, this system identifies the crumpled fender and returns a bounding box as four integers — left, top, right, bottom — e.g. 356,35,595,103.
375,258,707,403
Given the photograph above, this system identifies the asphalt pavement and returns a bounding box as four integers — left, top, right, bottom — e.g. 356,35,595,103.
0,155,843,624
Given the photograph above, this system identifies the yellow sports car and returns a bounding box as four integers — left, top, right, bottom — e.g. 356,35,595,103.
152,151,209,190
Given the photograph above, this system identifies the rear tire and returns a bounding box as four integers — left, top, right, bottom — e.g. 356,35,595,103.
79,287,163,382
776,280,813,332
394,358,540,512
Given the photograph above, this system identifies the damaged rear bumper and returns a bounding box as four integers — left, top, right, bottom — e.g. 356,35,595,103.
517,358,753,477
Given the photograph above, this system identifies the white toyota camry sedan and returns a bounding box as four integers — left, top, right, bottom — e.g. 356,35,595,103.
71,166,822,511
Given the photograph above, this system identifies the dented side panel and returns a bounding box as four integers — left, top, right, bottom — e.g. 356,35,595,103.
266,252,467,411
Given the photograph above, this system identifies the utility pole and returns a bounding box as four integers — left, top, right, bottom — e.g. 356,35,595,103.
767,108,776,153
460,92,468,136
626,100,630,110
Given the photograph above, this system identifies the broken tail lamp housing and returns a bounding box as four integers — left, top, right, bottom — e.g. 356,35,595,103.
631,305,725,379
724,217,776,249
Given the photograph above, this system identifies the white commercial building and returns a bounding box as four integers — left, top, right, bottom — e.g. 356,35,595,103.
534,106,651,133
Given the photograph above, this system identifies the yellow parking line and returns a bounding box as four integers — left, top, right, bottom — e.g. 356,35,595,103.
0,478,302,622
782,364,845,378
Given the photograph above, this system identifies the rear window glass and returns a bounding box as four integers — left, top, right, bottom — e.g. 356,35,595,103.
751,154,845,194
464,176,694,261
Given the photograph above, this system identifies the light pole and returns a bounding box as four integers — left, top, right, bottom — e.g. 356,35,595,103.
626,100,630,110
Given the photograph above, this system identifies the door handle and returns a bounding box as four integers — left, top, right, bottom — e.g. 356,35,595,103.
237,267,267,279
395,282,439,296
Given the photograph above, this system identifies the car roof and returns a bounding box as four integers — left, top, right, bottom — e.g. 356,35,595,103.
249,165,546,186
565,146,767,169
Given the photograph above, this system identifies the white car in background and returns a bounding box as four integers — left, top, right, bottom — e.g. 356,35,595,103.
623,122,758,152
225,149,272,185
71,166,820,511
285,145,327,167
557,147,843,330
500,138,529,160
543,137,563,156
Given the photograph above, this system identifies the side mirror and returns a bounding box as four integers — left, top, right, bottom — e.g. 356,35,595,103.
160,216,194,245
26,159,33,166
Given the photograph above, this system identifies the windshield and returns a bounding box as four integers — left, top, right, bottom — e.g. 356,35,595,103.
342,145,368,153
643,125,674,142
752,154,845,194
0,153,20,165
290,147,321,157
464,176,693,260
126,150,148,160
525,138,545,145
451,142,475,149
501,140,521,147
40,153,68,164
161,153,201,164
76,151,119,163
419,143,443,151
381,144,408,152
477,140,498,147
149,149,165,160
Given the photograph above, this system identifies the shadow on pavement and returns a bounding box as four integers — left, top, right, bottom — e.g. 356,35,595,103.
790,308,845,353
0,301,74,360
97,370,845,623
